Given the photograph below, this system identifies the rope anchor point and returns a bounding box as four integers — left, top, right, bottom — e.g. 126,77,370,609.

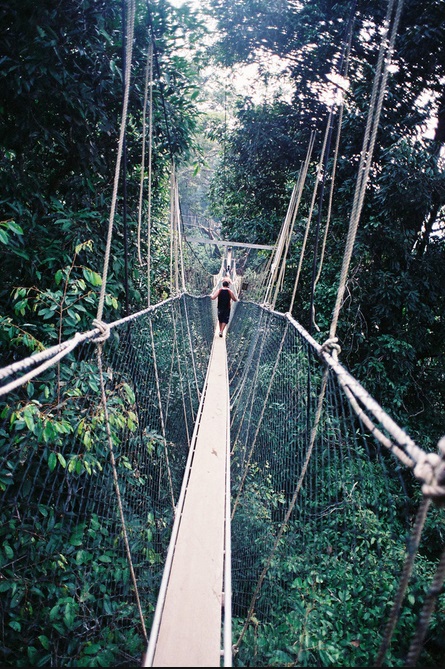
319,337,341,360
92,318,111,344
414,436,445,507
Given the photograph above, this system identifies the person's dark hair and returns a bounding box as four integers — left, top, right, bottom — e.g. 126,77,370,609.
222,280,229,287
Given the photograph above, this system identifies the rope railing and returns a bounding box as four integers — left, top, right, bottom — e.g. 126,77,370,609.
0,293,215,667
1,285,444,667
0,295,207,398
227,301,445,667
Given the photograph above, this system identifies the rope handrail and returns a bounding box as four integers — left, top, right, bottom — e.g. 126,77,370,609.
282,309,445,497
0,294,200,397
228,300,445,667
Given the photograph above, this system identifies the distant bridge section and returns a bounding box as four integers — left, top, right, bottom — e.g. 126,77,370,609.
185,236,274,250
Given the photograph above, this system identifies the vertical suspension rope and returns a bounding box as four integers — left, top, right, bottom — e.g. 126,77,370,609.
229,307,269,420
149,319,176,511
276,151,312,298
308,108,336,333
314,13,353,289
90,0,152,647
169,163,175,294
328,0,404,340
264,132,315,309
231,322,289,519
405,543,445,666
122,0,130,317
180,296,201,404
172,316,193,447
147,40,154,306
269,184,298,307
173,172,180,292
176,183,187,293
96,0,135,323
137,39,153,268
263,198,292,306
234,349,331,653
288,130,322,313
90,0,149,644
374,496,431,665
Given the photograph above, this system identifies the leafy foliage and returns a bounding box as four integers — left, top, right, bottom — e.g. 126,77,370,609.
227,302,445,668
206,0,445,447
0,0,206,322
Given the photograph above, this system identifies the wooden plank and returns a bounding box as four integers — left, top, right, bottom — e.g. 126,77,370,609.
150,332,229,667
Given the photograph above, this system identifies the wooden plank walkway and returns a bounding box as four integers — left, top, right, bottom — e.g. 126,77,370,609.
143,329,231,667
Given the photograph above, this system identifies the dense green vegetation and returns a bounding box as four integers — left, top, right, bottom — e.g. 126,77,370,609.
206,0,445,448
1,0,207,361
0,1,208,665
1,0,444,666
0,295,214,666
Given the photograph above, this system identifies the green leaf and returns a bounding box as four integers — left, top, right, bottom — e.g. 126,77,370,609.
123,383,135,404
57,452,67,468
38,504,48,517
48,452,57,472
63,600,77,629
23,408,35,432
28,646,38,664
82,268,102,286
83,643,102,655
69,527,84,547
4,543,14,559
68,458,77,473
14,299,28,315
49,605,59,621
43,422,56,443
5,221,23,235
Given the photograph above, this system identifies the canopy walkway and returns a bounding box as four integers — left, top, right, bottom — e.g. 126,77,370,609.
1,274,444,667
144,326,232,667
1,0,444,665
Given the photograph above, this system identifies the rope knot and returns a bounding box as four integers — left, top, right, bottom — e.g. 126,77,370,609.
92,318,110,344
319,337,341,360
414,436,445,507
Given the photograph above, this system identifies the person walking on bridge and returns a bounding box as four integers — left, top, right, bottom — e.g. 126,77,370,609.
211,280,238,337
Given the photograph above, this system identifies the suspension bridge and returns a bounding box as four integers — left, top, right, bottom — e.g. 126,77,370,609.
1,246,445,667
1,0,445,667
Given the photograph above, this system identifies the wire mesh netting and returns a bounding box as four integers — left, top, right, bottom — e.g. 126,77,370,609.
1,293,444,667
226,301,444,667
0,295,214,667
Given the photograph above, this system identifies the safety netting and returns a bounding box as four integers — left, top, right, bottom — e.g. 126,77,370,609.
0,295,214,667
226,301,444,667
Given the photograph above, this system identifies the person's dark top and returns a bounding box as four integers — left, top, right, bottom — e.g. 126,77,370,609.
217,288,231,311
